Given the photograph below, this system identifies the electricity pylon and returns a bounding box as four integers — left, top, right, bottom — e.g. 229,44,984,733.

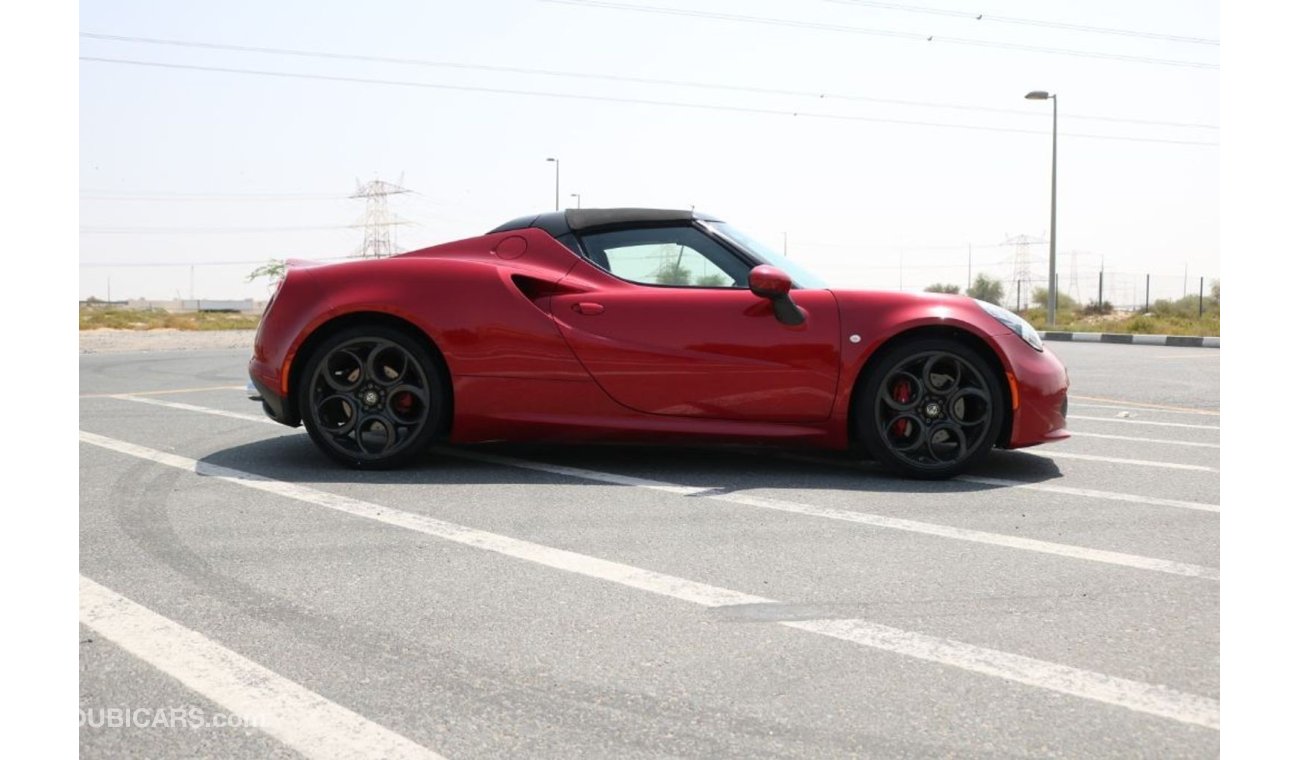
351,178,412,258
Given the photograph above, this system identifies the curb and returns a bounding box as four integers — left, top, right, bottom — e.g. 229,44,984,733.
1042,332,1219,348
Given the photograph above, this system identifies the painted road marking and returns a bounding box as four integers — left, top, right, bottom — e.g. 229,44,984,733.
79,432,1220,730
80,576,446,760
109,397,1216,467
1021,450,1218,473
114,395,278,424
1070,402,1220,417
1066,431,1219,449
955,475,1218,513
1070,415,1220,431
783,618,1218,729
777,453,1219,513
447,449,1218,578
109,394,1223,516
81,385,245,398
81,431,761,609
1070,396,1220,416
1066,413,1216,428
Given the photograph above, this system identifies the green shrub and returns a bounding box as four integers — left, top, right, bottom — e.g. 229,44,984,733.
1031,287,1079,314
966,274,1004,305
654,262,693,286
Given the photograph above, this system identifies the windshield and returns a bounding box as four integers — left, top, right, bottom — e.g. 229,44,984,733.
701,221,829,289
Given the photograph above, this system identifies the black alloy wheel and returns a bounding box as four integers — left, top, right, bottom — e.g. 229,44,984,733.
857,338,1004,479
299,326,444,469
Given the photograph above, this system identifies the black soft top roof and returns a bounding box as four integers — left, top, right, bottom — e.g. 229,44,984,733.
488,208,721,237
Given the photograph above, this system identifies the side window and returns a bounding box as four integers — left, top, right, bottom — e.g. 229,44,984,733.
578,226,750,288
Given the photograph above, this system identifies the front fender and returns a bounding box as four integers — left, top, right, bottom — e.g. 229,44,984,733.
826,291,1016,444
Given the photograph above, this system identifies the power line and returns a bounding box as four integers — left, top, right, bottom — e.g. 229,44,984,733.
541,0,1218,69
82,258,287,267
821,0,1219,46
802,240,1049,250
79,57,1220,147
80,192,350,202
80,222,409,234
79,32,1218,130
79,254,359,267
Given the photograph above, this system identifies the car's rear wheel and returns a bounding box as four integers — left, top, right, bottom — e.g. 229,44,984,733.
299,326,444,469
856,337,1004,479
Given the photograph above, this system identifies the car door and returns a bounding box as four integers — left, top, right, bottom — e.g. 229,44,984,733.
548,223,841,422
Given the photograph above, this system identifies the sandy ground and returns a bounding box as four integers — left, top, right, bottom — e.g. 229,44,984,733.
79,329,256,354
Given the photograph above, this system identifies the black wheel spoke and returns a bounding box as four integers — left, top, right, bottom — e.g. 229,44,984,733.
366,342,409,387
926,423,967,463
323,349,365,392
315,394,357,437
922,354,962,396
386,384,429,426
949,388,991,427
881,371,922,411
308,337,432,460
880,413,925,452
874,349,993,472
355,416,395,455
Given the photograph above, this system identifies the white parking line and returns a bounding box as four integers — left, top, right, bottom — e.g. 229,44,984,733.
1070,402,1220,417
1070,415,1220,431
81,385,245,399
1153,354,1221,360
113,395,1221,508
955,475,1219,513
113,396,1220,469
79,431,1220,730
1069,396,1220,416
1021,450,1218,473
112,395,276,424
776,453,1219,513
80,576,445,760
784,618,1218,730
107,393,1222,513
449,448,1219,577
1066,431,1219,449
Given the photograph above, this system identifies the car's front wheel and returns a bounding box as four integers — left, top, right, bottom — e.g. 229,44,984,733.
855,337,1004,479
299,326,444,469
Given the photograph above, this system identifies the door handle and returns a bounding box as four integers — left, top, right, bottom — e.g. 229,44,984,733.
572,302,605,316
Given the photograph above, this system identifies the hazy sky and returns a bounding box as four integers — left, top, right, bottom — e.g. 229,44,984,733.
79,0,1219,303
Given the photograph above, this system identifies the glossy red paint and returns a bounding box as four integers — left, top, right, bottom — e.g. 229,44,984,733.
991,332,1070,447
549,261,840,422
747,264,792,298
250,221,1068,453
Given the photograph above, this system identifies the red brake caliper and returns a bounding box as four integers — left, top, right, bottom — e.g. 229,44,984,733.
392,391,414,415
890,380,912,436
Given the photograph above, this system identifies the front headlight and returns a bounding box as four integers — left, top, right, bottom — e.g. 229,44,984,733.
976,300,1043,351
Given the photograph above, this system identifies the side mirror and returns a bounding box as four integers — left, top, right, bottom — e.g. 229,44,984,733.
748,265,792,299
747,265,804,326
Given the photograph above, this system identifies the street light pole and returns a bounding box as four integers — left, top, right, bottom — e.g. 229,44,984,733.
1025,90,1058,327
570,192,581,209
545,157,559,211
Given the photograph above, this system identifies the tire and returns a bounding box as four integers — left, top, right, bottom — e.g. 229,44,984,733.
298,325,446,469
854,337,1004,480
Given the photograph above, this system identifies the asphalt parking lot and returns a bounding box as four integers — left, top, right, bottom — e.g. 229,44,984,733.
78,341,1219,758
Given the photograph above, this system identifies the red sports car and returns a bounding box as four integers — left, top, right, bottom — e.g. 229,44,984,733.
248,209,1068,478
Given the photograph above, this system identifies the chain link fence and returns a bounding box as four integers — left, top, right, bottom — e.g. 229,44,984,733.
81,247,1218,319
